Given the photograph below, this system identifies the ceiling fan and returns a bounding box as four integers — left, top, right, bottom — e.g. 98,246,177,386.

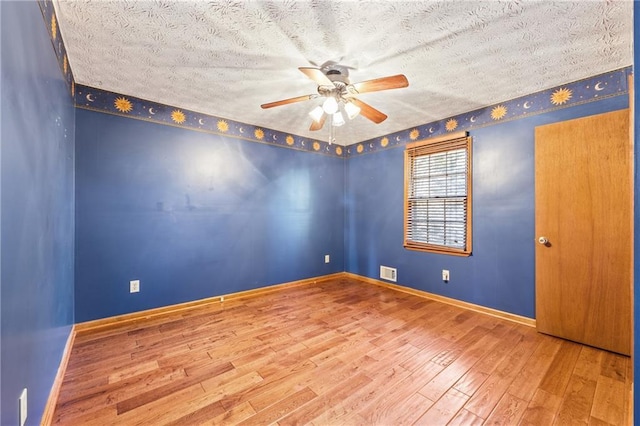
261,63,409,133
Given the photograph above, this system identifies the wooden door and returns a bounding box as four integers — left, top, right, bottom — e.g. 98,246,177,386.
535,109,632,355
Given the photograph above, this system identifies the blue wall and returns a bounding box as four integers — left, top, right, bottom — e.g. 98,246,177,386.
75,86,629,323
74,110,345,322
346,95,628,319
1,2,75,424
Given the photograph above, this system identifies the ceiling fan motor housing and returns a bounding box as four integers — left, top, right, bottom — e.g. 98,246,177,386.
316,66,350,100
322,65,350,85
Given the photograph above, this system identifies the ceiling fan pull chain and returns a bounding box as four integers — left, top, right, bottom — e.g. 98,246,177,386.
329,118,334,145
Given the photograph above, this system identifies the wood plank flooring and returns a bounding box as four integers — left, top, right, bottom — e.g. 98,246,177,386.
51,277,632,425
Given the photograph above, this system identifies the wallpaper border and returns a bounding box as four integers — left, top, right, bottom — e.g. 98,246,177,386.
348,66,632,157
74,85,345,158
38,0,75,98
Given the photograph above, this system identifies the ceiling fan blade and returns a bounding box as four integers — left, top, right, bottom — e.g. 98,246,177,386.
351,98,388,124
299,67,334,86
310,114,326,131
350,74,409,94
261,94,315,109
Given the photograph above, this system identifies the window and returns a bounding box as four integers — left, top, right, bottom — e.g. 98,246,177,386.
404,131,472,256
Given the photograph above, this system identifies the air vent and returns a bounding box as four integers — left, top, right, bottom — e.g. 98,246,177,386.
380,266,397,282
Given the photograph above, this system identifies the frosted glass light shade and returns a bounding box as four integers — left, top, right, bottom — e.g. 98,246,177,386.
322,97,339,114
309,105,324,122
344,101,361,119
332,112,345,127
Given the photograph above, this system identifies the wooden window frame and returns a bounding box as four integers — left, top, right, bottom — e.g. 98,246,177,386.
404,131,472,256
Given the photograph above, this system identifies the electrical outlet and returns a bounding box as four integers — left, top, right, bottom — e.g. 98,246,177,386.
130,280,140,293
324,254,330,263
19,388,27,426
442,270,450,282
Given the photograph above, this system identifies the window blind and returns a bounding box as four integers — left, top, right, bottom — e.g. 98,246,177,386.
404,133,471,255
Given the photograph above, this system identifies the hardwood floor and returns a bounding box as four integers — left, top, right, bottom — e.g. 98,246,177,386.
51,277,631,425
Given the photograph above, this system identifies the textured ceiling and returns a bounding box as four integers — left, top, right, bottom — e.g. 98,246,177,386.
53,0,633,146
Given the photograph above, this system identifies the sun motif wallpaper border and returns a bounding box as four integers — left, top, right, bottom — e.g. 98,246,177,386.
75,66,631,159
37,0,75,98
347,66,632,157
74,85,345,158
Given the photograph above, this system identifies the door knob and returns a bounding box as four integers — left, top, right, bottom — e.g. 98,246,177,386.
538,236,549,245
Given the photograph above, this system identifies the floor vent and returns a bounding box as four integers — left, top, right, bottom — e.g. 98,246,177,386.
380,266,397,282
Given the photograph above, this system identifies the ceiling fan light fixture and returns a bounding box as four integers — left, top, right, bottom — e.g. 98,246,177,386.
322,97,339,114
332,111,345,127
309,105,324,122
344,101,361,120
